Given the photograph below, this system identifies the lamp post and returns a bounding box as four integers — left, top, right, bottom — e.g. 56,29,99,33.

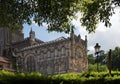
108,49,112,75
94,43,101,72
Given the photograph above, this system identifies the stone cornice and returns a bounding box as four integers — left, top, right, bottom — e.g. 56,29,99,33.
18,37,70,52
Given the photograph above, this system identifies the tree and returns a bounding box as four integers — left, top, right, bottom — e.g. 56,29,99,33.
81,0,120,33
0,0,120,33
88,52,108,72
94,50,106,64
88,64,108,72
0,0,86,32
106,47,120,71
111,47,120,70
88,54,95,64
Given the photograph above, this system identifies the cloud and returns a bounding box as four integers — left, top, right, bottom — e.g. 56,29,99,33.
23,8,120,55
87,8,120,54
72,8,120,54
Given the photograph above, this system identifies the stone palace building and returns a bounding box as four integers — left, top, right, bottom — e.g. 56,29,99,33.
0,27,88,74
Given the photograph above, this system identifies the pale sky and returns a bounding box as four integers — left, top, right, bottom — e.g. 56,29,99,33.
23,7,120,55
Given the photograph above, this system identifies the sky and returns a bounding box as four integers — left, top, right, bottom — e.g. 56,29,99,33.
23,7,120,55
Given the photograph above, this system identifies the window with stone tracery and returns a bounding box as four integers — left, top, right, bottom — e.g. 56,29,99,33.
26,56,35,72
75,48,83,58
47,51,50,58
17,56,22,68
39,53,43,60
60,62,66,72
55,49,57,57
55,63,59,73
39,62,44,73
61,47,65,55
47,66,52,74
51,52,54,58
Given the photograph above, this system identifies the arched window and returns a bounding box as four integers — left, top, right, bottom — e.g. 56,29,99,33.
55,63,59,73
75,48,83,58
47,66,52,74
16,56,23,72
39,62,44,73
17,56,22,68
26,56,35,72
55,49,57,57
61,47,65,55
47,51,50,58
60,62,66,72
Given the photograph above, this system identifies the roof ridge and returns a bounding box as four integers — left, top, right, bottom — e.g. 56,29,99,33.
19,36,68,51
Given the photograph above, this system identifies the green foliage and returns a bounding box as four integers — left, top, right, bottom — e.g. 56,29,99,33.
88,54,94,64
88,51,107,72
106,47,120,71
88,64,108,72
81,0,120,33
0,0,84,33
94,50,106,64
88,64,97,72
99,65,108,72
88,50,106,65
1,70,120,84
1,0,120,33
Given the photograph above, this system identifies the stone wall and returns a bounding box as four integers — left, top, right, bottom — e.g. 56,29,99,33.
69,35,88,72
16,39,71,74
15,34,88,75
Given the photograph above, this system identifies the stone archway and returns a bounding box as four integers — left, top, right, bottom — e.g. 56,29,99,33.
25,54,36,72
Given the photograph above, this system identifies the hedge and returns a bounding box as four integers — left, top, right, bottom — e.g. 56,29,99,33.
0,70,120,84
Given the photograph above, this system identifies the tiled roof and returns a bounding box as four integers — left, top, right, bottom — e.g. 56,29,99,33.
12,37,44,45
53,37,66,41
0,56,10,63
19,36,69,51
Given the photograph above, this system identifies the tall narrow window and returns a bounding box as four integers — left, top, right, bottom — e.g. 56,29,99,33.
55,49,57,57
17,56,22,68
55,63,59,73
61,47,65,55
47,51,50,58
26,56,35,72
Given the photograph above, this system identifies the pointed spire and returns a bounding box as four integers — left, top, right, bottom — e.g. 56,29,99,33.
70,27,74,38
29,27,35,41
70,27,75,45
85,35,87,41
78,34,81,39
30,27,33,34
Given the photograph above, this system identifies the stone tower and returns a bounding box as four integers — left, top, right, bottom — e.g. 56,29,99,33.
0,27,24,56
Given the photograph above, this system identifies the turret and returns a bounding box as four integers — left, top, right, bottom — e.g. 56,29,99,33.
70,28,75,59
77,34,81,42
85,35,87,42
29,28,35,41
70,28,75,42
85,35,87,54
29,28,36,45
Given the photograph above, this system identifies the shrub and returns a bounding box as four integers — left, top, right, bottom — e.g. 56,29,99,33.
88,64,108,72
0,70,120,84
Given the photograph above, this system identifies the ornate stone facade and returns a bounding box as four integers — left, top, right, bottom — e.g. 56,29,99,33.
0,28,88,75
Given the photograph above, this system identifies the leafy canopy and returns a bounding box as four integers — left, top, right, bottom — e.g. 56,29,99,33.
0,0,120,33
0,0,83,32
109,47,120,70
81,0,120,33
